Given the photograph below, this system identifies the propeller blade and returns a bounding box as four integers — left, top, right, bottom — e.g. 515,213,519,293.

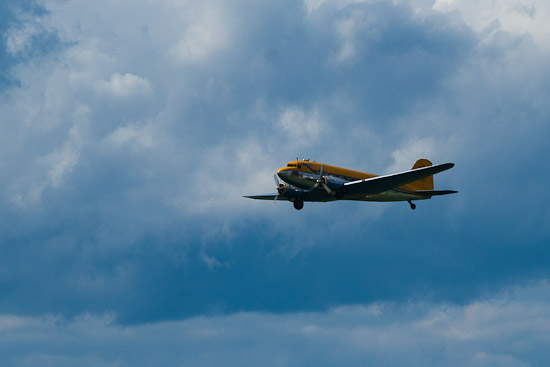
273,172,280,186
318,164,324,179
273,172,284,205
308,164,327,192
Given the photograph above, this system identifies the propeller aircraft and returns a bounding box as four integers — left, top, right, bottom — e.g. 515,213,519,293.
244,158,457,210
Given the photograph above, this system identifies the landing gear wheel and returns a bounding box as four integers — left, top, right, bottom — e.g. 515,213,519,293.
293,199,304,210
408,200,416,210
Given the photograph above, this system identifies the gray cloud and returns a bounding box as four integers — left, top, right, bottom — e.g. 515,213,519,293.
1,282,550,366
0,0,548,325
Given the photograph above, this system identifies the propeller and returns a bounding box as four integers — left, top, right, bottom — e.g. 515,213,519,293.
273,172,285,206
309,164,332,195
274,172,280,188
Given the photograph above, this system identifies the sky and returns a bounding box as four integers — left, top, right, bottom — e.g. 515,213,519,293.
0,0,549,365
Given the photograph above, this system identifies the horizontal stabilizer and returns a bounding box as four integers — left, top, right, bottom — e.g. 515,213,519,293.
344,163,455,196
415,190,458,196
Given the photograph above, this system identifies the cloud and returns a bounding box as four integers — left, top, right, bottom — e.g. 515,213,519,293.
0,1,60,89
96,73,152,98
387,136,435,173
278,105,324,143
104,123,155,149
0,0,548,329
7,103,89,207
169,1,233,64
5,19,43,56
1,282,549,366
433,0,550,50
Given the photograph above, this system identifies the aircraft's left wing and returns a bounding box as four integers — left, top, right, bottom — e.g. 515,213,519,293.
243,194,278,200
343,163,454,196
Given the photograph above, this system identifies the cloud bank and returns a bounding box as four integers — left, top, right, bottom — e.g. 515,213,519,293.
2,282,550,366
0,0,549,363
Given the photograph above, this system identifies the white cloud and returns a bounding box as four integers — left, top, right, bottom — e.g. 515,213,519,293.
278,106,324,143
97,73,152,98
329,5,382,64
45,105,88,187
8,104,89,207
1,281,549,366
169,1,234,64
6,22,42,55
433,0,550,50
179,138,278,215
104,122,156,149
387,136,435,173
334,16,360,62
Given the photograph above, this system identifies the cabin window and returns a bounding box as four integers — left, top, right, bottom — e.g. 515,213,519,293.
287,164,297,167
297,164,301,168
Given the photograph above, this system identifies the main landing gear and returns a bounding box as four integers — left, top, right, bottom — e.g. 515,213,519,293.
408,200,416,210
293,199,304,210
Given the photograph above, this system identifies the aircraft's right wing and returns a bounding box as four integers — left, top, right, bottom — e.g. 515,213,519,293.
343,163,455,196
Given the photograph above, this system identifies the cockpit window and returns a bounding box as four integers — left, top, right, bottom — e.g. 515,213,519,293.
287,164,297,167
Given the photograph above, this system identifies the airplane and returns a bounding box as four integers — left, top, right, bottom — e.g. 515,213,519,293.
244,158,457,210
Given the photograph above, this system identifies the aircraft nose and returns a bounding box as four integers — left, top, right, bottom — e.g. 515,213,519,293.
277,169,292,182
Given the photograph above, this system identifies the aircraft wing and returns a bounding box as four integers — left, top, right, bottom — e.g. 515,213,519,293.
243,194,278,200
343,163,455,196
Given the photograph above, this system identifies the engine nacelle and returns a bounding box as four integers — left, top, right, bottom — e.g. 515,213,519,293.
324,175,346,191
277,183,286,195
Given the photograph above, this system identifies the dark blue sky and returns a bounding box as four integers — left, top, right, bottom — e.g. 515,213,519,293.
1,0,549,365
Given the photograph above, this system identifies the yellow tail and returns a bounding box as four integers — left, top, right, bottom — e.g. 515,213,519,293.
407,159,434,191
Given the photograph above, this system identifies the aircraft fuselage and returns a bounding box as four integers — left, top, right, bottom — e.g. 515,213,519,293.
277,160,423,202
244,158,457,210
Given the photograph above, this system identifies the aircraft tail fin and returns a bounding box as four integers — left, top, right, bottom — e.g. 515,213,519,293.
407,158,434,191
